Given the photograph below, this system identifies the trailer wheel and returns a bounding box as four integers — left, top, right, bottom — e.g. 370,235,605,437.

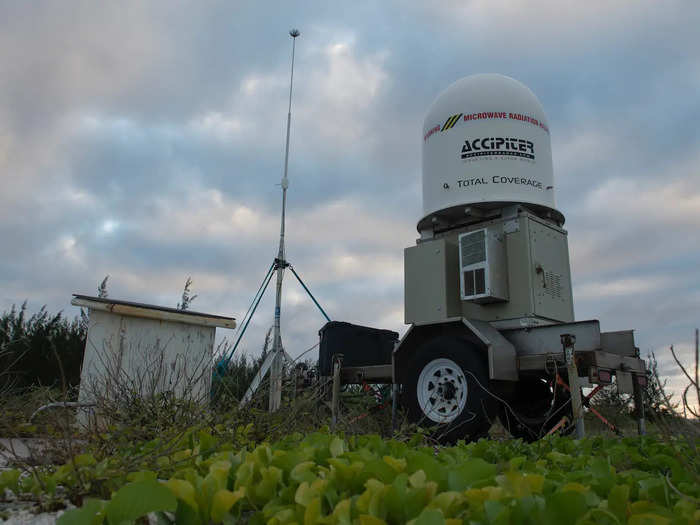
498,376,571,441
403,336,496,442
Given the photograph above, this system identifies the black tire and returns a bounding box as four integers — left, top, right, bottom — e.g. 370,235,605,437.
402,336,497,443
498,375,572,441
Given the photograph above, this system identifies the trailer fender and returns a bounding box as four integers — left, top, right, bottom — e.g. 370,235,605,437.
394,317,518,382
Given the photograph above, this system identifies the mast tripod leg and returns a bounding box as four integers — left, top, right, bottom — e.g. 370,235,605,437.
269,259,285,412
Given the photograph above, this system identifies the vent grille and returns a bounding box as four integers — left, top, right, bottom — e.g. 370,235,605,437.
463,269,486,296
460,230,486,266
458,226,507,303
544,271,562,298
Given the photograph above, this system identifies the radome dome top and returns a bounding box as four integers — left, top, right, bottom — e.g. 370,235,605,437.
419,74,561,230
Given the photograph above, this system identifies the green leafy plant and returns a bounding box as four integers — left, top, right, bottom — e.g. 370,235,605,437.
2,306,698,524
43,432,699,525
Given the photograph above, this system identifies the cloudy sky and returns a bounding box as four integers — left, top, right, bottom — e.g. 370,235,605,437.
1,1,698,401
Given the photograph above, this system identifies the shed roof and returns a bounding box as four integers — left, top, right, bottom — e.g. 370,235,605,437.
71,294,236,329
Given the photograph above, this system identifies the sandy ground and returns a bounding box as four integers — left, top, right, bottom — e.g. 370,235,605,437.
0,440,31,468
0,439,66,524
1,508,65,524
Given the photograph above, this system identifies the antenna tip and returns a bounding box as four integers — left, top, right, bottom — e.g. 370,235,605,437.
289,29,300,38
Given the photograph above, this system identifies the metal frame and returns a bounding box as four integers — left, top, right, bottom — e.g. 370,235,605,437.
329,326,648,438
328,315,647,439
340,365,393,384
501,320,602,355
394,317,518,381
518,350,646,375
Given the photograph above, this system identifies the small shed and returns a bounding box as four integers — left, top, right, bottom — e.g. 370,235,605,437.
71,295,236,415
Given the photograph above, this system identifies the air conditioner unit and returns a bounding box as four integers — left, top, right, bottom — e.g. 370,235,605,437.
458,227,508,303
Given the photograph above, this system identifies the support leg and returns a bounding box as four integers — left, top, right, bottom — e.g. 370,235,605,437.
331,355,342,432
240,349,276,408
391,383,399,433
568,366,585,439
633,377,646,436
269,349,283,412
562,334,585,439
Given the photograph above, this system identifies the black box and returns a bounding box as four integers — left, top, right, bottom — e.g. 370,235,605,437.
318,321,399,376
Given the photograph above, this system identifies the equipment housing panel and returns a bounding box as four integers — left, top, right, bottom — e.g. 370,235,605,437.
405,208,574,326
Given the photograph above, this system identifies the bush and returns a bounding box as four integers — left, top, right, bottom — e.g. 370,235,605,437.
0,302,87,394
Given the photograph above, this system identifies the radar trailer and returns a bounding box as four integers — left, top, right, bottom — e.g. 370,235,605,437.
319,74,647,442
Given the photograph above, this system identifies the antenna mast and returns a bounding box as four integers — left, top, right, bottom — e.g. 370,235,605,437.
269,28,300,412
224,29,328,410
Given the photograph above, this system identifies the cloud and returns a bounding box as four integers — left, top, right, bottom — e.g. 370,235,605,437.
0,1,698,411
574,276,670,301
416,0,697,62
302,41,389,143
187,35,391,159
582,175,700,229
567,149,700,281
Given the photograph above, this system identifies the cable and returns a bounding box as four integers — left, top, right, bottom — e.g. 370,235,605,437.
215,262,275,370
288,265,331,322
417,368,539,441
461,368,537,435
289,342,320,365
218,266,275,370
536,374,570,438
229,262,275,348
436,368,573,442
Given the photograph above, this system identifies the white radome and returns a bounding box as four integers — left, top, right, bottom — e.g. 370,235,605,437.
420,74,560,229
